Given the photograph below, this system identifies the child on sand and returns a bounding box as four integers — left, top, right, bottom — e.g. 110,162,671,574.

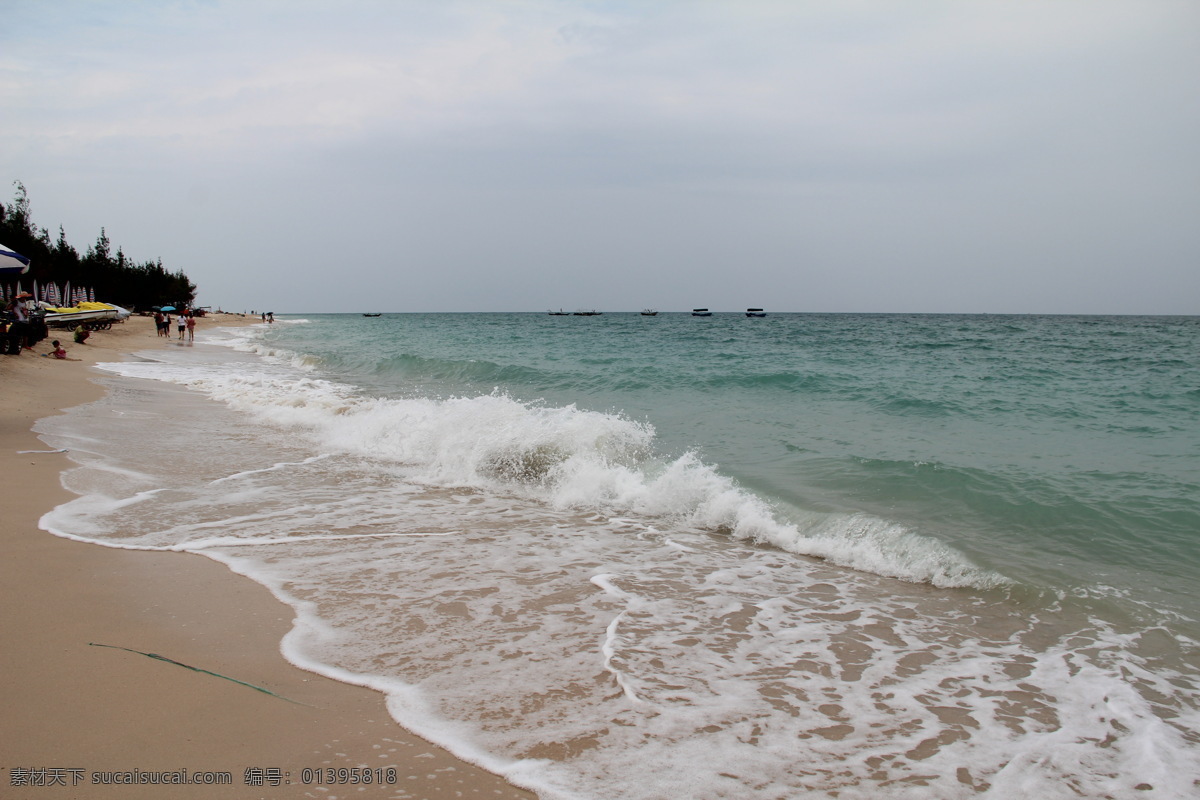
43,340,80,361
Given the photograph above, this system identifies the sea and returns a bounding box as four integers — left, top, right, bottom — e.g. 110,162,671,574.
35,312,1200,799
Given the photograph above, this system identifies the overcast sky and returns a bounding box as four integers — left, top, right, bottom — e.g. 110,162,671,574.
2,0,1197,314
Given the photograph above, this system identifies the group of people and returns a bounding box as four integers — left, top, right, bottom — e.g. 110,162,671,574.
2,295,95,355
5,299,200,360
154,309,196,341
3,294,94,357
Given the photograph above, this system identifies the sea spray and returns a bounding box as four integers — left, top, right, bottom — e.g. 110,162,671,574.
94,355,1003,590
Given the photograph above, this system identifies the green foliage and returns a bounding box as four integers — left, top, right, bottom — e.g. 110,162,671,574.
0,181,197,310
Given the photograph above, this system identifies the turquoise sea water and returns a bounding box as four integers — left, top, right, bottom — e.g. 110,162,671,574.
38,312,1200,798
287,312,1200,608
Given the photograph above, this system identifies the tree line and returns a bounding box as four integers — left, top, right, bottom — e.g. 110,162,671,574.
1,182,196,310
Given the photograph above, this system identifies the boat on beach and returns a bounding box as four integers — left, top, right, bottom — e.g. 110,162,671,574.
42,301,130,329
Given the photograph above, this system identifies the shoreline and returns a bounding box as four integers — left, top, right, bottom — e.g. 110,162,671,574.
0,315,535,799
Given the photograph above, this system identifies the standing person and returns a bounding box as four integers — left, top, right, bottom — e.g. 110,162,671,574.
185,312,196,342
154,310,165,337
177,312,187,339
4,294,30,354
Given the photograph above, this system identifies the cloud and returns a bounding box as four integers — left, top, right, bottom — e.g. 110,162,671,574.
2,0,1197,312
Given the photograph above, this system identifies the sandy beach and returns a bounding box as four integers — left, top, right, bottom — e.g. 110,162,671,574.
0,315,535,800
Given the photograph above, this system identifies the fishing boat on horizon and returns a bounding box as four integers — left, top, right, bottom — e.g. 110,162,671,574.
746,308,767,317
692,308,713,317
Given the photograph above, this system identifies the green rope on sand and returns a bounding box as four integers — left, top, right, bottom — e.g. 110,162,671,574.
88,642,309,706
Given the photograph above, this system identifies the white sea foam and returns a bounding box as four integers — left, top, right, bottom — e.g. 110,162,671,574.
93,351,1003,591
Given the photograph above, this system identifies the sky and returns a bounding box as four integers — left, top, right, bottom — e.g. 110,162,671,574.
2,0,1198,314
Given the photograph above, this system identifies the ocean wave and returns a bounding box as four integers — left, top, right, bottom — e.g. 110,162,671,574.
96,354,1007,591
696,371,846,393
868,393,961,417
208,325,321,372
372,352,562,390
366,352,849,398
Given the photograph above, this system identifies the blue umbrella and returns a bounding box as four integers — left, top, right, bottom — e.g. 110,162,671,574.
160,305,176,312
0,243,31,277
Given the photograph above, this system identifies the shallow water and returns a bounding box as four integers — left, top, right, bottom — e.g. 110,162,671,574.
37,313,1200,798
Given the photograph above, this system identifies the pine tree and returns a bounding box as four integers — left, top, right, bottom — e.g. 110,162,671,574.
2,183,196,310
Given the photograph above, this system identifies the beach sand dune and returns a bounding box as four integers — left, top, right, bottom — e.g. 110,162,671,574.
0,315,534,799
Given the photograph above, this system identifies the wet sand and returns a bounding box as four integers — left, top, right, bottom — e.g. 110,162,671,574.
0,314,536,799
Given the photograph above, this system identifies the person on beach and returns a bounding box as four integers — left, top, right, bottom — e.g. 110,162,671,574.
43,340,80,361
185,312,196,341
154,310,166,337
72,324,89,344
4,294,32,354
177,313,187,339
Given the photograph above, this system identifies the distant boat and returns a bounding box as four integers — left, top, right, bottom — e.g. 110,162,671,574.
548,309,570,315
363,313,382,317
746,308,767,317
692,308,713,317
641,309,658,316
573,310,602,316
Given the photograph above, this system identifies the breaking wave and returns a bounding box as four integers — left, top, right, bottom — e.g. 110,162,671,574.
96,357,1006,590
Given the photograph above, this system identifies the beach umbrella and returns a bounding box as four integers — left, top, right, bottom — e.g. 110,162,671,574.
160,305,176,312
0,243,31,277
